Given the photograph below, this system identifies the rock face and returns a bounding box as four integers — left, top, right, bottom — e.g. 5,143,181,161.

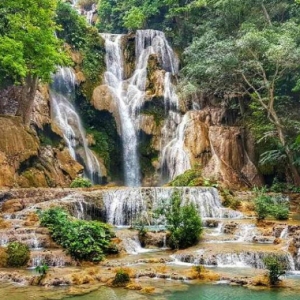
0,91,85,188
0,116,39,187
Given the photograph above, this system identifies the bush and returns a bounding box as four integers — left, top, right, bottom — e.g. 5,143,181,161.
254,188,289,220
6,242,30,267
112,268,130,286
165,191,203,249
170,169,201,187
39,208,116,261
263,255,285,285
70,177,92,188
35,262,49,275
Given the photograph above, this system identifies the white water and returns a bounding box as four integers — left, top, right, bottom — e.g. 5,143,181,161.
102,187,242,226
173,252,295,270
101,30,193,186
102,34,141,187
122,235,155,255
161,113,192,180
50,67,101,184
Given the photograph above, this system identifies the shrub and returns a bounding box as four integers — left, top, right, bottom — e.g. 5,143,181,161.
263,255,285,285
254,188,289,220
165,191,203,249
6,242,30,267
254,190,272,220
70,177,92,188
35,262,49,275
39,208,116,261
112,268,130,286
170,169,201,187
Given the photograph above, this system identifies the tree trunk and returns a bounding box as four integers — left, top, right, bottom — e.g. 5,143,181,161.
268,107,300,185
16,74,38,127
261,4,272,26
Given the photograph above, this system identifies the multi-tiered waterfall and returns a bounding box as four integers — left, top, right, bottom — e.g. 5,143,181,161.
50,67,102,184
102,30,191,185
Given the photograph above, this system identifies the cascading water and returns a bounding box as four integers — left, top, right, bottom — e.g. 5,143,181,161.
101,30,192,185
102,34,141,187
102,187,242,226
161,113,192,180
50,67,101,184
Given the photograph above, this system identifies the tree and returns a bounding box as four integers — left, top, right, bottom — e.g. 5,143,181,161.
165,191,202,249
263,255,285,285
184,21,300,185
0,0,67,126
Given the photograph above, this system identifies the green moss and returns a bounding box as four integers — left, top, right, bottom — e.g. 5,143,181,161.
74,90,123,180
138,131,159,176
140,97,165,126
37,124,62,148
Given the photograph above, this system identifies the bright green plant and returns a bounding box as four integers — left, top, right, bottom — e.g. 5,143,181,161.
254,188,289,220
0,0,67,125
165,191,202,249
39,208,117,261
6,242,30,267
263,255,285,285
170,169,201,187
112,268,130,286
70,177,92,188
35,262,49,275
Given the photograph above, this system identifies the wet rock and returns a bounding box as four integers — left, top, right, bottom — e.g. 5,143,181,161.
223,222,238,234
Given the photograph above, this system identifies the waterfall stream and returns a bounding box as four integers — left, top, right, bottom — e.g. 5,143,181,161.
50,67,101,184
101,187,242,226
101,30,192,185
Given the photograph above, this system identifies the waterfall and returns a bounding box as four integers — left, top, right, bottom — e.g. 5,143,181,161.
101,30,192,185
173,251,295,270
102,34,141,187
50,67,101,184
161,113,192,180
102,187,242,226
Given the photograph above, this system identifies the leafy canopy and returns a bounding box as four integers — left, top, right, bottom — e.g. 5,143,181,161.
0,0,66,84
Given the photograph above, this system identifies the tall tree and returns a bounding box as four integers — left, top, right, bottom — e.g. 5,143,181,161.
0,0,66,126
184,21,300,184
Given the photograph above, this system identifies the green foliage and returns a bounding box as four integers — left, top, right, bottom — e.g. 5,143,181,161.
263,255,285,285
0,0,67,84
254,188,289,220
170,169,202,187
56,1,105,89
138,132,159,176
70,177,92,188
6,242,30,267
76,104,123,179
164,191,202,249
35,262,49,275
39,208,116,261
123,7,146,30
112,269,130,286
